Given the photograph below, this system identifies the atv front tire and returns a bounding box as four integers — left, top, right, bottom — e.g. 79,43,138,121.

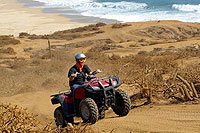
112,89,131,116
79,98,98,124
54,106,66,127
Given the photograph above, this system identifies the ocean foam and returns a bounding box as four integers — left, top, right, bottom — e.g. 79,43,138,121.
172,4,200,12
32,0,146,9
32,0,147,11
82,11,200,22
31,0,200,22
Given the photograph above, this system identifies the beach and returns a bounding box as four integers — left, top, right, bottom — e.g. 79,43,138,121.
0,0,86,36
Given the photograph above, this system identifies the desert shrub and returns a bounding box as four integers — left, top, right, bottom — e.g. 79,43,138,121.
168,46,175,49
86,46,200,97
61,25,99,33
88,44,123,53
19,32,30,38
137,51,149,56
95,30,105,34
0,103,40,132
96,22,106,27
132,24,200,42
129,44,139,47
153,48,162,52
0,36,20,47
112,23,131,29
138,39,145,42
24,47,33,52
0,103,94,132
0,47,16,55
10,59,27,69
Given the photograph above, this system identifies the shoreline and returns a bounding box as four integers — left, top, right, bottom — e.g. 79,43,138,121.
17,0,118,24
0,0,86,36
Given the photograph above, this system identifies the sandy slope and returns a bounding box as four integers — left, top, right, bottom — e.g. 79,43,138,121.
93,104,200,133
0,0,86,36
1,90,200,133
0,90,57,121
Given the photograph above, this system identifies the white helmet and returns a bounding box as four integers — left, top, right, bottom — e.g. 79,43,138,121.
75,53,86,61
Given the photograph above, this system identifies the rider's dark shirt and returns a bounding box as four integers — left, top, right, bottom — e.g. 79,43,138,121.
68,64,91,86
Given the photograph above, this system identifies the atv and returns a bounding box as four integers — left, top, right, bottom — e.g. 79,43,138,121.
50,71,131,127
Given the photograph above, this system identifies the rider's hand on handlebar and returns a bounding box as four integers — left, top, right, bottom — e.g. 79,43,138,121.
71,73,77,78
96,69,102,73
69,73,77,81
92,69,102,75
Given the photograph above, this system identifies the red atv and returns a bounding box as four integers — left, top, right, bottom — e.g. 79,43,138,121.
50,72,131,127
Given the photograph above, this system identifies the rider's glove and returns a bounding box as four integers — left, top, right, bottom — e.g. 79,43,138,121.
96,69,102,73
92,69,102,75
71,73,77,78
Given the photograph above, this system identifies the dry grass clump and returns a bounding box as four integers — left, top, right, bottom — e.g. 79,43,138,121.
86,46,200,103
0,103,40,132
88,44,123,53
66,39,113,49
61,24,100,33
18,32,30,38
22,31,103,40
0,49,75,97
131,24,200,42
9,58,27,69
0,103,94,133
160,65,200,103
137,50,149,56
51,39,113,50
112,23,131,29
0,36,20,47
95,22,106,27
19,24,105,40
51,124,95,133
0,47,16,55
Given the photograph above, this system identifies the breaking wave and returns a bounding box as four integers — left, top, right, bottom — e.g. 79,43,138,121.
31,0,200,22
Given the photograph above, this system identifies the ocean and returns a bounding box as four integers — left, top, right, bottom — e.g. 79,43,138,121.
18,0,200,23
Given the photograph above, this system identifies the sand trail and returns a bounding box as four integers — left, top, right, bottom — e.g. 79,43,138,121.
1,89,200,132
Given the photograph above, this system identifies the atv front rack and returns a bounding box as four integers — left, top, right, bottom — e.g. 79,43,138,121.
88,76,121,88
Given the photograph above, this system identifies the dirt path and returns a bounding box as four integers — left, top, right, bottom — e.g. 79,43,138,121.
92,104,200,133
0,89,58,121
1,90,200,133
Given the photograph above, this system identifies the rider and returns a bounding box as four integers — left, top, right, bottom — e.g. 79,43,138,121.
68,53,101,94
63,53,100,125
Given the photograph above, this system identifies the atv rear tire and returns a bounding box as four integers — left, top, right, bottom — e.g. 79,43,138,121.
112,89,131,116
54,106,66,127
79,98,98,124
